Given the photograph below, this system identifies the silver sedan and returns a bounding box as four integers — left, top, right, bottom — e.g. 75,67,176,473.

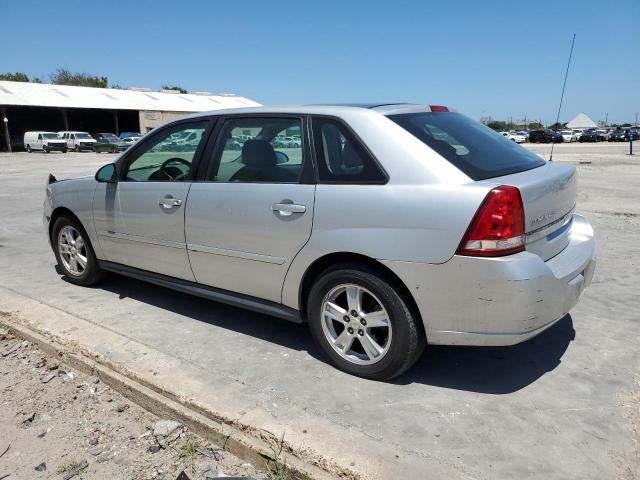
43,104,596,380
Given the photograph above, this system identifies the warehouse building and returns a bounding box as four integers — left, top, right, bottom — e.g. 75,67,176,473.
0,81,260,151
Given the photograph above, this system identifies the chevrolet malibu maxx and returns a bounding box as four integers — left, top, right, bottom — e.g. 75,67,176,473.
43,104,596,380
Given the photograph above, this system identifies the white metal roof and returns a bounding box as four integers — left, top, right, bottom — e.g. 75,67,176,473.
0,81,260,112
566,112,598,129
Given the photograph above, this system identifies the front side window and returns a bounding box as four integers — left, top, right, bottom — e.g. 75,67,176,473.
389,112,545,180
312,117,386,183
122,121,208,182
207,117,304,183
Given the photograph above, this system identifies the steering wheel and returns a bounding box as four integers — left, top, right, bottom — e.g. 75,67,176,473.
157,157,191,181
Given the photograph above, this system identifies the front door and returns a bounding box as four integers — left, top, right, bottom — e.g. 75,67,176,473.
93,119,211,280
185,116,315,302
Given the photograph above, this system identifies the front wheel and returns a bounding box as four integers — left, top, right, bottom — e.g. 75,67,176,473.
307,265,425,380
75,145,81,152
26,145,32,153
52,216,106,286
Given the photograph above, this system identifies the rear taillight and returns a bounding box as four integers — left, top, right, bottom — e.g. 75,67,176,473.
429,105,449,112
457,185,525,257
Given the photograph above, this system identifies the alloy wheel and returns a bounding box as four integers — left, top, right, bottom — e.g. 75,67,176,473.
320,284,392,365
58,226,88,276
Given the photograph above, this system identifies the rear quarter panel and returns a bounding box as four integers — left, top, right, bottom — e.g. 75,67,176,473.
280,182,491,309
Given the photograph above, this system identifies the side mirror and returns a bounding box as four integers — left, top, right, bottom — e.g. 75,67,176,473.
95,163,117,183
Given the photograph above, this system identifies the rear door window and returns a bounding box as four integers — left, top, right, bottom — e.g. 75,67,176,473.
389,112,545,180
312,117,387,183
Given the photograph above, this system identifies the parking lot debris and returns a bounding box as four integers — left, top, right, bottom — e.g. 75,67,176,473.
116,403,130,413
153,420,183,448
46,360,60,371
89,445,103,456
199,446,222,462
0,327,8,340
1,341,21,357
34,462,46,472
40,372,57,384
21,412,36,427
87,434,99,446
61,459,88,480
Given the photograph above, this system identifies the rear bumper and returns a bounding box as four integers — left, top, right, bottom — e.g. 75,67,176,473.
381,214,596,346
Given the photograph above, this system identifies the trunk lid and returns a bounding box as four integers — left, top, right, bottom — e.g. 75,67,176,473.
483,162,576,261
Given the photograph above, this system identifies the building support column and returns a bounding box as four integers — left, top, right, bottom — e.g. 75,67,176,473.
60,108,69,131
1,107,11,153
113,110,119,135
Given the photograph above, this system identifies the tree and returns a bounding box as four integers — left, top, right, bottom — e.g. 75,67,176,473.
161,85,187,93
0,72,30,82
50,68,108,88
528,122,543,129
548,122,567,131
486,121,508,131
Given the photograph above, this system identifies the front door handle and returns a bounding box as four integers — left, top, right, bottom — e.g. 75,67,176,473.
159,197,183,209
272,202,306,217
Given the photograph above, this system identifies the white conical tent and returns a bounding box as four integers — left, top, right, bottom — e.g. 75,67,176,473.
566,112,598,129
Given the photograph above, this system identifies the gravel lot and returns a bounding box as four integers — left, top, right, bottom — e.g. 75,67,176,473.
0,142,638,479
0,326,264,480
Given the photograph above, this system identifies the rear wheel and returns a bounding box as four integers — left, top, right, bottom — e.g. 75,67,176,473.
307,264,425,380
52,216,106,286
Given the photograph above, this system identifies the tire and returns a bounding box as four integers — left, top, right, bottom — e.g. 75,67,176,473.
44,146,50,153
75,145,81,153
62,148,68,153
26,145,32,153
307,264,425,380
51,215,106,286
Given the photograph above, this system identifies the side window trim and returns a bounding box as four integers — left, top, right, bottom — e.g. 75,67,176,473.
116,117,215,182
310,115,389,185
195,114,314,185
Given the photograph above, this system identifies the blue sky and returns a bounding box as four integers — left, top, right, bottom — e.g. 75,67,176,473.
1,0,638,124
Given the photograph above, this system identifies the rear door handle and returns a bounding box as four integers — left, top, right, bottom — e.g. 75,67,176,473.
159,198,183,209
272,202,306,216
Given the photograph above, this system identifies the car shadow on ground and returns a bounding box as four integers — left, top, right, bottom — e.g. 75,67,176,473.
72,271,575,395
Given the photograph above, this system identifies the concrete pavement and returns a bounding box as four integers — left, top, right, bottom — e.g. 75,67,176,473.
0,146,638,479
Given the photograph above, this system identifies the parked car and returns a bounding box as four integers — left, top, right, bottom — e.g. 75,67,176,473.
93,133,129,153
528,129,563,143
119,132,142,141
578,129,600,142
596,129,608,141
571,129,584,141
24,131,67,153
560,130,578,142
58,131,97,151
500,131,526,143
43,104,596,380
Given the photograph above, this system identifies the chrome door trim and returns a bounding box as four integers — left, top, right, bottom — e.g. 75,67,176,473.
187,243,286,265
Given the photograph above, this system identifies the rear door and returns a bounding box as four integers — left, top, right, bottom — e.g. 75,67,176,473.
93,119,212,280
185,115,315,302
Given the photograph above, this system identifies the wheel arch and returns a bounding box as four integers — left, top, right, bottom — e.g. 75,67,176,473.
48,207,86,245
298,252,423,331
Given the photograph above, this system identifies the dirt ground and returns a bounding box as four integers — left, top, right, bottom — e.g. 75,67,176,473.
0,328,265,480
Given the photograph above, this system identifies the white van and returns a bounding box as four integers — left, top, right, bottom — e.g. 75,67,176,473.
57,131,97,152
23,131,68,153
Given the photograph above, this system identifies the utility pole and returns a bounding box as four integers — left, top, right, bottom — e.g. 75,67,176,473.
605,113,608,127
1,108,11,153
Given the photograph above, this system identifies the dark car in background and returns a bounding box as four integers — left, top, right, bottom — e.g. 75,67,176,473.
609,128,640,142
528,129,563,143
93,133,129,153
579,129,600,143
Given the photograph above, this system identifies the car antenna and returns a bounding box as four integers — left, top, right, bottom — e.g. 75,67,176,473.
550,33,576,162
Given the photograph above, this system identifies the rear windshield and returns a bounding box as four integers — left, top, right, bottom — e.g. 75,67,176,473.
388,112,545,180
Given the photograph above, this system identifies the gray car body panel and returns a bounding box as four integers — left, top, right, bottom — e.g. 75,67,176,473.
45,104,596,347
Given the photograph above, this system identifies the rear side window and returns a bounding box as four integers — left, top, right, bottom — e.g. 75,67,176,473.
312,117,386,183
389,112,545,180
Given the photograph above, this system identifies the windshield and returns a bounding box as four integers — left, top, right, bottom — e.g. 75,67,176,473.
76,133,93,139
388,112,545,180
42,133,59,139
